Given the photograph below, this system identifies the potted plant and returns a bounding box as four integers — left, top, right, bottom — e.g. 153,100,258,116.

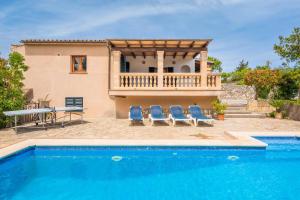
269,99,285,119
212,99,227,120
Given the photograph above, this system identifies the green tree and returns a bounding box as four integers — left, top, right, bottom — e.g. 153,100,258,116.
256,61,271,70
244,69,281,99
236,59,249,71
221,72,231,82
0,52,28,128
208,56,222,72
274,27,300,66
228,59,251,84
274,67,300,99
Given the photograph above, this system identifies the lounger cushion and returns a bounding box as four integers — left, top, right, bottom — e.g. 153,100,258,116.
189,105,211,120
129,106,143,121
150,105,165,119
170,106,188,119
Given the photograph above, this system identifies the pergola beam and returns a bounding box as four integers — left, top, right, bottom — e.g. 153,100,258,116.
152,40,156,48
142,52,146,59
173,52,177,58
183,52,188,59
131,52,136,59
192,52,198,59
124,40,129,48
111,47,207,52
189,41,195,48
177,41,181,47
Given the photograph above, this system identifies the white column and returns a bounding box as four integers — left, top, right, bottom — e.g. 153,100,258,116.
157,51,164,88
200,50,208,88
112,51,121,89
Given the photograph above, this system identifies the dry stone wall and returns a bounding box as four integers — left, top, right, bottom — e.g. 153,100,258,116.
283,104,300,121
220,83,256,101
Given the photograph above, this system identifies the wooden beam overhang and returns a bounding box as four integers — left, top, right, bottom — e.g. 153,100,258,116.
124,40,129,47
183,52,188,59
173,52,177,58
142,52,146,59
189,41,195,48
192,52,198,59
111,47,207,52
131,52,136,59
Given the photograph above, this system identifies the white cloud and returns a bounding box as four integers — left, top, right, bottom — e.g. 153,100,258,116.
41,2,196,36
0,0,299,68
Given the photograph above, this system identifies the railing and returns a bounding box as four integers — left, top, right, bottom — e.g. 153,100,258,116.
120,73,158,88
163,73,201,88
118,73,221,89
207,74,220,88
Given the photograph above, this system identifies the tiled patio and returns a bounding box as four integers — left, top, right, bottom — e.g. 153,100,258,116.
0,117,300,149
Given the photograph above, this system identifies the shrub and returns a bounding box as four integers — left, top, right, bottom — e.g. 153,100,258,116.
0,52,28,128
269,99,285,112
244,69,281,99
212,99,227,115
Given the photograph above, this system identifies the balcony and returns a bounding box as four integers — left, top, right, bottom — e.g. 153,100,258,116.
107,39,223,97
109,72,222,96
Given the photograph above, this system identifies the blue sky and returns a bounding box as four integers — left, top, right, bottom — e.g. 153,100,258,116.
0,0,299,71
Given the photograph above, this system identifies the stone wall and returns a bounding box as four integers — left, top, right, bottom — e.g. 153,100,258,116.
220,83,256,101
247,100,275,113
283,104,300,121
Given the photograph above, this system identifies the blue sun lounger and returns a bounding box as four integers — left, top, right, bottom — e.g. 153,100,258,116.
149,105,169,125
169,105,191,126
188,105,214,126
129,106,144,123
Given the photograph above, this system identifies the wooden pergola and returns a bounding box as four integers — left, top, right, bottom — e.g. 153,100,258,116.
107,39,212,59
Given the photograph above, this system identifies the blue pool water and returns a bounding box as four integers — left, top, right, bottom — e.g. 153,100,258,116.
1,139,300,200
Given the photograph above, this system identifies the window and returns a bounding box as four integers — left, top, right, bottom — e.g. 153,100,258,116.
71,56,87,73
164,67,174,73
195,60,200,72
148,67,157,73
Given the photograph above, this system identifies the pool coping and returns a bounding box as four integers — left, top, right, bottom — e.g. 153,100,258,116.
0,134,269,159
226,131,300,137
2,131,300,160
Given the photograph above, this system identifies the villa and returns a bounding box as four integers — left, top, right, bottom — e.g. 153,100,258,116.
11,39,222,118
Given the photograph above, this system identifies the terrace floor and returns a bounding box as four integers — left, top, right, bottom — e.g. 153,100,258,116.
0,117,300,149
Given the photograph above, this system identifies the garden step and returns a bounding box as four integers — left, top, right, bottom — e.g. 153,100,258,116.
225,113,266,118
225,110,252,114
221,99,248,106
226,106,247,110
226,104,247,107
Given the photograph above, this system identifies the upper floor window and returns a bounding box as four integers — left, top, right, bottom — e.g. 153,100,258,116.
71,56,87,73
164,67,174,73
148,67,157,73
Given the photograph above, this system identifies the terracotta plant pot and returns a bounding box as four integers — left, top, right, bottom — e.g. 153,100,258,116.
275,112,282,119
217,114,225,120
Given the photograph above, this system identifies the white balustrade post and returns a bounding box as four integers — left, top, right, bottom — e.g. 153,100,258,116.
157,51,164,88
112,51,121,89
200,50,208,88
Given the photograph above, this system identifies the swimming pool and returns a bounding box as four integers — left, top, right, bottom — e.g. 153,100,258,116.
1,139,300,200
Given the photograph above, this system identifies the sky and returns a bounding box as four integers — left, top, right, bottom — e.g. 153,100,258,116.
0,0,299,71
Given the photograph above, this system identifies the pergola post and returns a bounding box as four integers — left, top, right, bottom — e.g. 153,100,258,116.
200,50,208,88
157,51,164,88
112,51,121,88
